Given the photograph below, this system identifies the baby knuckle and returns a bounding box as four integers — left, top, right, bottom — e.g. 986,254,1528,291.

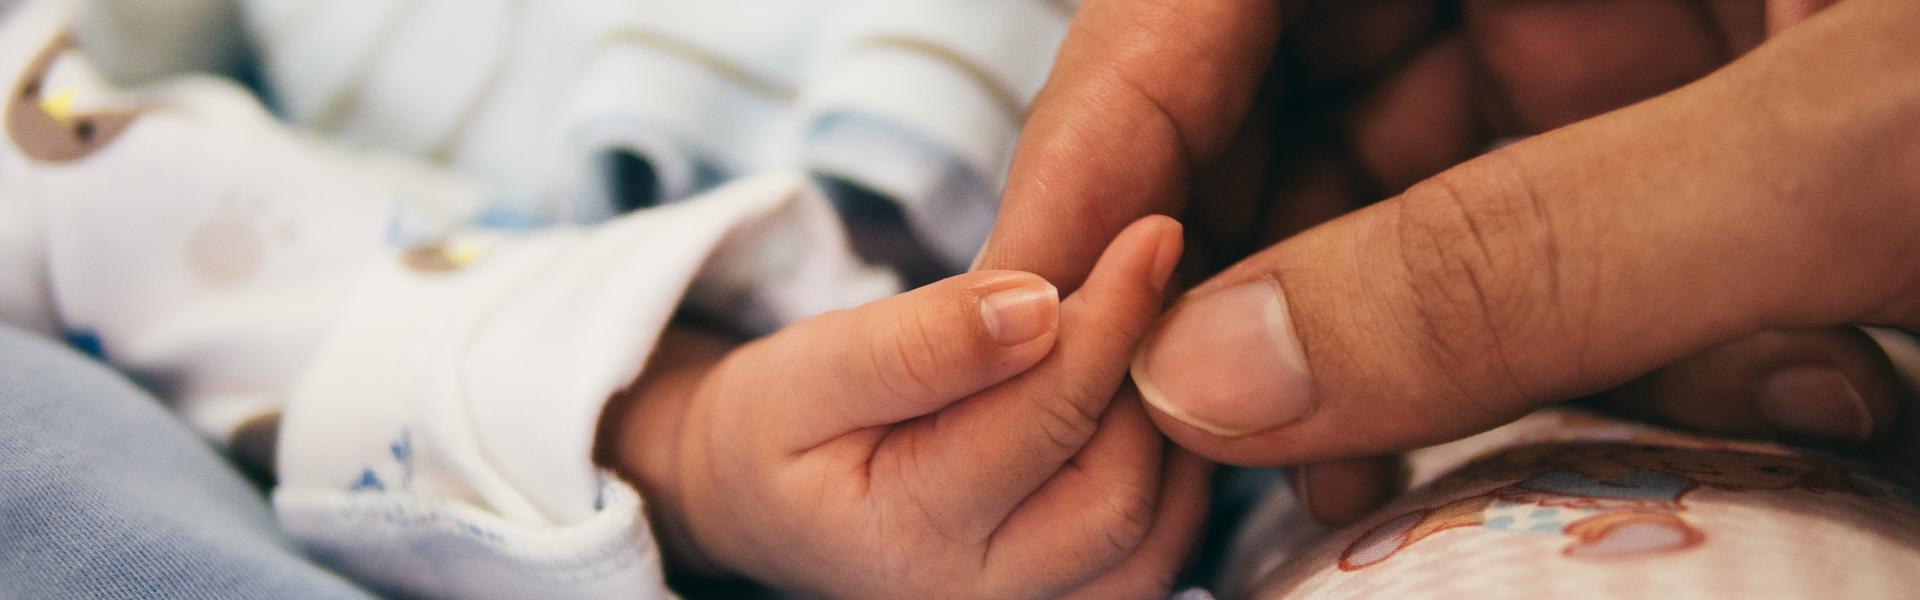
1090,493,1155,555
1033,389,1104,452
873,307,948,400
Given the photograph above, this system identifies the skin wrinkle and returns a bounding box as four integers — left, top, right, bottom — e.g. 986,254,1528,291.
1109,0,1268,152
1092,66,1196,227
1467,153,1575,384
963,424,997,574
982,463,1145,598
1397,172,1536,423
1063,404,1161,525
1521,153,1614,387
881,443,967,556
979,504,1019,593
985,1,1275,291
901,406,1015,543
1050,98,1163,261
1477,146,1581,380
1032,369,1106,460
1089,473,1155,562
811,320,873,453
768,317,852,457
1081,449,1161,552
889,302,941,405
978,384,1123,585
913,430,988,549
1070,452,1203,598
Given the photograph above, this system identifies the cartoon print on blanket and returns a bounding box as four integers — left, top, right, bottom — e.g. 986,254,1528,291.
1339,438,1878,570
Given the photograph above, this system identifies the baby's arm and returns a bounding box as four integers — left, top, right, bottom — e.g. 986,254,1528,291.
597,217,1212,598
0,5,887,598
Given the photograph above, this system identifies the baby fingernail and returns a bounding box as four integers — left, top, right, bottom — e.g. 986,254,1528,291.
1132,277,1314,437
1758,365,1874,444
980,280,1059,346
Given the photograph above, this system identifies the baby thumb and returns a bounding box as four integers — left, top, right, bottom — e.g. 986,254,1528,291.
738,269,1061,452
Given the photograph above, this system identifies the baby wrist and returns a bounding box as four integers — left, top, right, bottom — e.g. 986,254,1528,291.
594,326,734,576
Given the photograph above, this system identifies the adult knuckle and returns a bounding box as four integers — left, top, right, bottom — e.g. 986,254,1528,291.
1392,151,1574,411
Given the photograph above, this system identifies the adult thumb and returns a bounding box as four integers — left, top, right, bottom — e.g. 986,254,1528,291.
1130,0,1920,465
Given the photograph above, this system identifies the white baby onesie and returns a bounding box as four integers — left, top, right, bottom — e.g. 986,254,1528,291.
238,0,1074,269
0,2,894,598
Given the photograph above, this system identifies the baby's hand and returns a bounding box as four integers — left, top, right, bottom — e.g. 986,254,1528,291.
599,217,1208,598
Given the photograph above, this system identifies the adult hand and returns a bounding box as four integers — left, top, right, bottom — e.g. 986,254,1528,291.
981,0,1919,523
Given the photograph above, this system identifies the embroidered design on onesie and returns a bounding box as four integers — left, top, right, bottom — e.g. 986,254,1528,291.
7,33,142,163
350,427,415,492
400,238,484,273
1338,440,1868,570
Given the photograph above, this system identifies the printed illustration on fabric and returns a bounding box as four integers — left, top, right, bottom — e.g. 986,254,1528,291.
1339,432,1917,570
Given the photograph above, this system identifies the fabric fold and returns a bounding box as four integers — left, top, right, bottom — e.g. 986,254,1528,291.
275,173,895,597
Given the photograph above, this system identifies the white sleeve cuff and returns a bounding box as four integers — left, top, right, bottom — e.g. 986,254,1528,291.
801,0,1070,182
276,478,665,598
